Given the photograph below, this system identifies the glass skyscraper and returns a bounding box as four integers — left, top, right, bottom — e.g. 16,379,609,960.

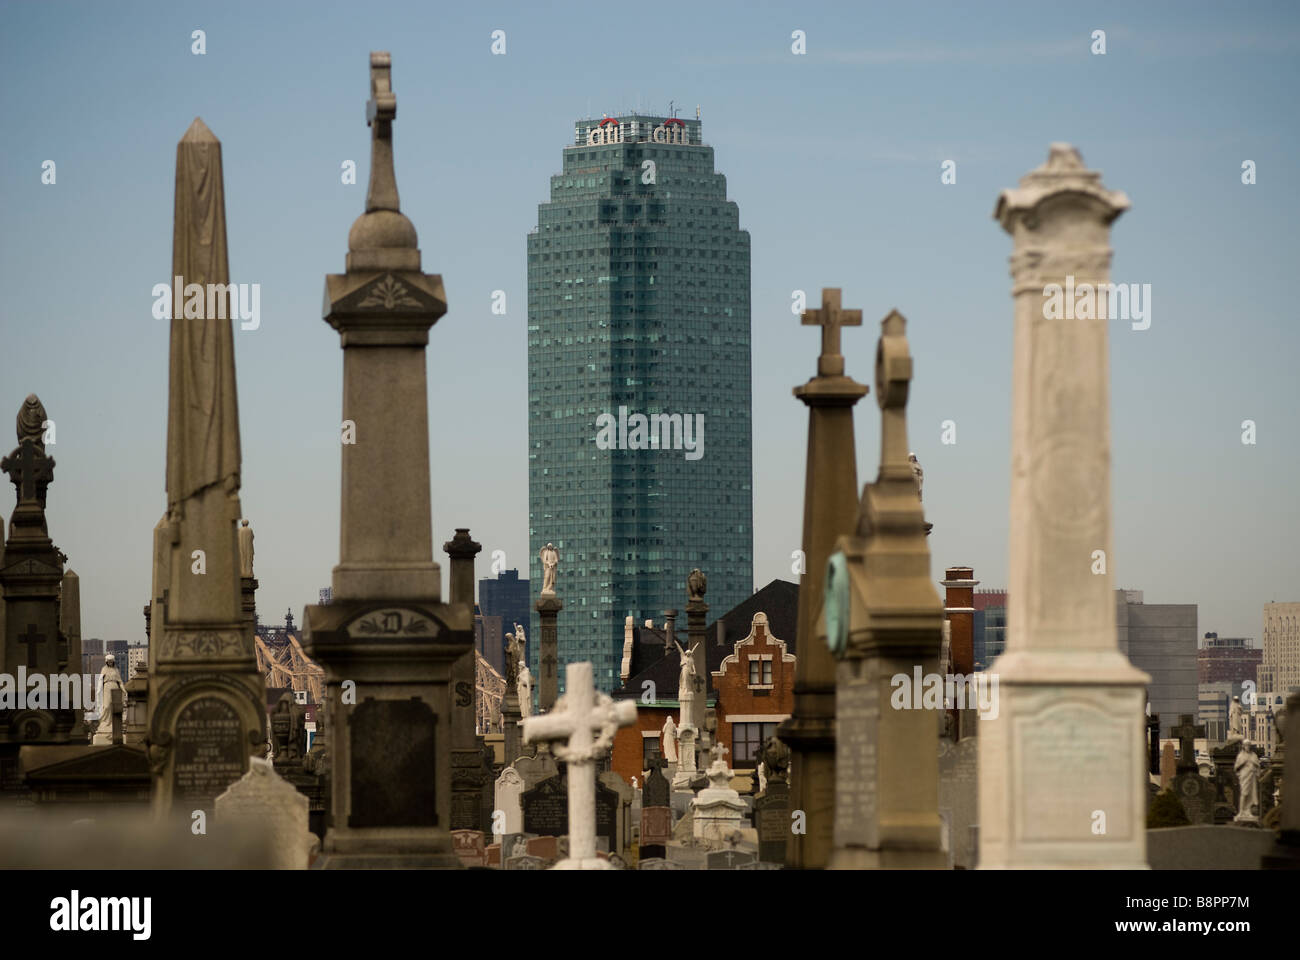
527,113,752,691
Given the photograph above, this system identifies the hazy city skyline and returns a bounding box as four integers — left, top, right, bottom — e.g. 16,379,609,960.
2,1,1297,653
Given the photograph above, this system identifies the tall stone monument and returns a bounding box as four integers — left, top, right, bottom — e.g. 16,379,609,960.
146,119,266,819
301,53,473,868
1,395,79,748
684,569,708,733
778,288,868,869
535,542,561,713
978,144,1149,868
824,310,945,869
444,528,486,831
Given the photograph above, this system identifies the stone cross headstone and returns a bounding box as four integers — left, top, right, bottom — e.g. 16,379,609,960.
1172,715,1205,774
214,757,318,869
521,661,636,869
780,288,870,870
978,145,1149,869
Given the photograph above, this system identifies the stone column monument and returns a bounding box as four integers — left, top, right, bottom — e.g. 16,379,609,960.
777,288,868,870
146,119,266,820
535,541,561,713
978,144,1150,869
444,528,486,831
684,569,708,734
302,53,473,868
824,310,945,869
1,395,77,746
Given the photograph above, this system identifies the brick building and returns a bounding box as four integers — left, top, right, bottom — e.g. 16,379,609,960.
609,579,797,785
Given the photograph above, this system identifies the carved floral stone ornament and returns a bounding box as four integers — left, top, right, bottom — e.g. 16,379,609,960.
358,273,422,310
348,608,433,637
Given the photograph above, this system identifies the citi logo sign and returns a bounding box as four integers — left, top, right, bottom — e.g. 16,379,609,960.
50,890,151,940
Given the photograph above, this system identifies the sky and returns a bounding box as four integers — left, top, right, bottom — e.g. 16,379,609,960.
0,0,1297,651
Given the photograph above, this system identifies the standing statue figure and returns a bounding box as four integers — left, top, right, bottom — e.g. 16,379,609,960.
661,715,679,762
687,568,707,602
238,518,254,578
517,661,533,718
672,638,700,717
909,452,924,501
504,626,525,688
757,761,768,796
1234,741,1262,823
93,654,126,744
539,542,559,596
1227,696,1244,743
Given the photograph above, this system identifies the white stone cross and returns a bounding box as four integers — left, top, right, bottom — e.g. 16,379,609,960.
522,661,636,869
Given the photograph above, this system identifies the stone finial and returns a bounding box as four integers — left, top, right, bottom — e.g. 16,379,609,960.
16,395,47,446
994,142,1130,232
687,568,707,602
874,309,914,484
346,52,419,269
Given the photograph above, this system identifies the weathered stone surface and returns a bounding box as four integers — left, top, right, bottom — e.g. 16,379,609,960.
215,757,318,869
978,145,1149,869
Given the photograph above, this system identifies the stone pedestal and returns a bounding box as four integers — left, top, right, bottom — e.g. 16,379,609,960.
692,760,745,846
778,289,868,870
685,596,708,732
671,724,698,790
978,145,1149,869
535,596,562,713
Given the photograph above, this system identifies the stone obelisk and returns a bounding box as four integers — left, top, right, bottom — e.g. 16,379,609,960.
778,289,868,870
302,52,473,868
978,145,1149,868
147,118,266,819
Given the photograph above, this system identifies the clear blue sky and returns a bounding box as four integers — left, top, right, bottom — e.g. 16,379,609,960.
1,1,1296,650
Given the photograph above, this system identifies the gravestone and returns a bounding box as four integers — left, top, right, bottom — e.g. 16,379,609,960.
780,288,870,870
214,757,318,869
825,309,945,869
707,848,756,870
692,757,745,846
1212,741,1241,824
146,118,266,819
506,854,547,870
445,529,485,831
451,829,485,868
301,53,473,868
522,775,567,838
597,770,632,857
494,765,524,835
514,751,559,792
665,843,707,870
1171,716,1215,825
637,857,681,870
521,661,636,869
937,737,978,869
1160,742,1176,788
595,777,620,856
978,145,1148,869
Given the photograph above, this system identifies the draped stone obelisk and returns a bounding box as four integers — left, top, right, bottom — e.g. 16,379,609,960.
302,52,473,868
825,310,945,869
146,118,266,819
979,144,1149,868
777,289,868,869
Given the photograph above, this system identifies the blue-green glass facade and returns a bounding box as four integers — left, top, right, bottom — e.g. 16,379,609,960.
527,115,752,691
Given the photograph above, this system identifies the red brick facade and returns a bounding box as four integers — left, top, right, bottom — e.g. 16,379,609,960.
711,612,795,772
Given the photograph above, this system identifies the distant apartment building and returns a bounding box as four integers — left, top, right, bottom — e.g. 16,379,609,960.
1259,602,1300,695
972,589,1007,671
479,569,530,666
475,609,506,679
126,645,148,681
1198,632,1261,686
1115,590,1197,739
